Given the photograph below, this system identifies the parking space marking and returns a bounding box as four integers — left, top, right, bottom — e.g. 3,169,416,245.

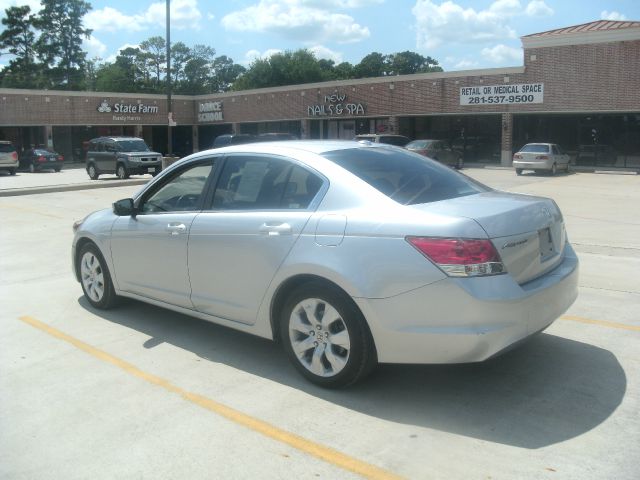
561,315,640,332
18,315,403,480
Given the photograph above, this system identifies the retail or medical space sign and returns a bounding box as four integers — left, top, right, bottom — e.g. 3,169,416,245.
460,83,544,105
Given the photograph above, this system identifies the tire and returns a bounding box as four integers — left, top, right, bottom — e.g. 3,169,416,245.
78,243,119,309
279,281,377,388
9,168,16,176
565,163,571,173
116,163,129,179
54,167,61,172
87,163,99,180
29,163,35,173
515,168,523,176
550,163,557,175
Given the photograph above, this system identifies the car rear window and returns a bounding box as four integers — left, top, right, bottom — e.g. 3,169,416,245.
321,147,489,205
520,144,549,153
0,143,16,153
115,139,150,152
378,136,410,146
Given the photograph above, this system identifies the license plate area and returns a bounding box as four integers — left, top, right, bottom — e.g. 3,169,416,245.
147,167,156,173
539,227,555,261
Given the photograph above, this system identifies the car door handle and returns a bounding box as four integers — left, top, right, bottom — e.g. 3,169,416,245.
166,223,187,235
259,222,292,236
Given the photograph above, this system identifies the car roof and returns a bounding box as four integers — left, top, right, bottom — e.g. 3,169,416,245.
91,136,144,141
0,140,13,144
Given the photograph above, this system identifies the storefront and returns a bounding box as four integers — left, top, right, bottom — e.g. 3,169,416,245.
1,20,639,168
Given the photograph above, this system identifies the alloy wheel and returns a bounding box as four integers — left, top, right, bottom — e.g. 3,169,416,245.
288,297,351,377
80,251,105,303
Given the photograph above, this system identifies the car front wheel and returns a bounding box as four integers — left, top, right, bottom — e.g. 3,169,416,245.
515,168,523,175
87,163,99,180
280,282,377,388
79,243,119,309
116,163,129,179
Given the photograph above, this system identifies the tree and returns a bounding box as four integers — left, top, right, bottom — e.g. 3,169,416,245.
210,55,245,92
179,44,215,94
386,51,443,75
139,36,166,90
0,5,42,88
34,0,92,89
354,52,387,78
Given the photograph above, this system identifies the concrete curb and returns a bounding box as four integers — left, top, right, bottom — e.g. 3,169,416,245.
0,178,149,197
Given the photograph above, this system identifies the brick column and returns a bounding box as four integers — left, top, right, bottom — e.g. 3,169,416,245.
500,112,513,166
388,116,399,134
192,125,199,153
232,122,241,134
300,119,310,139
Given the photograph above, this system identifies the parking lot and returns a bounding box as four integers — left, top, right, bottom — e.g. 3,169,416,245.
1,167,639,479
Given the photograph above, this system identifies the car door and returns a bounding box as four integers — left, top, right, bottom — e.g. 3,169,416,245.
554,144,569,167
109,158,216,308
188,154,324,325
100,139,118,172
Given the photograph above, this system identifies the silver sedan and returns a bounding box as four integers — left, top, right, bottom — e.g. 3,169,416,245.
72,141,579,388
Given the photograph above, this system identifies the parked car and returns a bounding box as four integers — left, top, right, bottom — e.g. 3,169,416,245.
85,137,162,180
512,143,570,175
212,134,257,148
405,139,463,169
575,144,617,166
20,148,64,172
257,133,298,142
72,141,578,388
354,134,411,147
0,140,18,175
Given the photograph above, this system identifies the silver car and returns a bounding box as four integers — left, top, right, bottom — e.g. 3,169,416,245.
72,141,579,387
0,140,19,175
513,143,570,175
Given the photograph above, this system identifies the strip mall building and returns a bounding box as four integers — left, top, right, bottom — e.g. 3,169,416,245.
1,20,639,168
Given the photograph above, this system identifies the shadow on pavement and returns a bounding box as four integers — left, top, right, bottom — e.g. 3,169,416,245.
81,296,626,450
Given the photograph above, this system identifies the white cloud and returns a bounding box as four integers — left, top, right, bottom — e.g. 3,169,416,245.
309,45,343,63
600,10,627,21
85,0,201,33
412,0,518,50
412,0,554,52
222,0,370,44
0,0,41,15
83,36,108,59
244,48,283,64
481,44,522,63
105,43,141,63
453,59,479,70
207,13,215,20
525,1,553,17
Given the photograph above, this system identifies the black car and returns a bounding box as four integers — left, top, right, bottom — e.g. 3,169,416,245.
20,148,64,172
212,134,257,148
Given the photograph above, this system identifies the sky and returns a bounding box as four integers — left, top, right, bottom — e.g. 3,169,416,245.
1,0,639,73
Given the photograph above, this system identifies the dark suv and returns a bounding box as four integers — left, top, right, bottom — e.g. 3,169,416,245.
86,137,162,179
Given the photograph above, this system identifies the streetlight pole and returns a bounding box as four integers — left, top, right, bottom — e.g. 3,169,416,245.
166,0,172,156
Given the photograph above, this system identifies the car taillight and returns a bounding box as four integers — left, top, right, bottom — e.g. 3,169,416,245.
406,237,505,277
58,155,64,161
513,153,522,160
11,152,18,160
535,155,549,160
37,155,46,162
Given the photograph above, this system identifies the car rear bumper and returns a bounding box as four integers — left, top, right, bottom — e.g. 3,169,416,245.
356,243,579,364
513,159,554,170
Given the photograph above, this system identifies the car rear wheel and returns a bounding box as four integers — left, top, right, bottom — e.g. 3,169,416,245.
55,167,61,172
87,163,99,180
280,281,377,388
515,168,523,175
79,243,119,309
550,163,557,175
9,168,16,175
116,163,129,179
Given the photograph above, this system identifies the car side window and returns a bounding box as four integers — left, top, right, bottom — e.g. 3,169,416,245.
140,161,214,213
211,155,323,210
104,141,117,153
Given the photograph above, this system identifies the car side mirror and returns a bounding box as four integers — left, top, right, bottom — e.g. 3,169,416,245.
113,198,136,216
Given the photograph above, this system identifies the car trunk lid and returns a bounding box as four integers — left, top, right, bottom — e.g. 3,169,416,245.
413,191,566,284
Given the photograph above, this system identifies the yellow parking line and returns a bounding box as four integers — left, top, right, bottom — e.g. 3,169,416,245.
19,315,403,480
561,315,640,332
